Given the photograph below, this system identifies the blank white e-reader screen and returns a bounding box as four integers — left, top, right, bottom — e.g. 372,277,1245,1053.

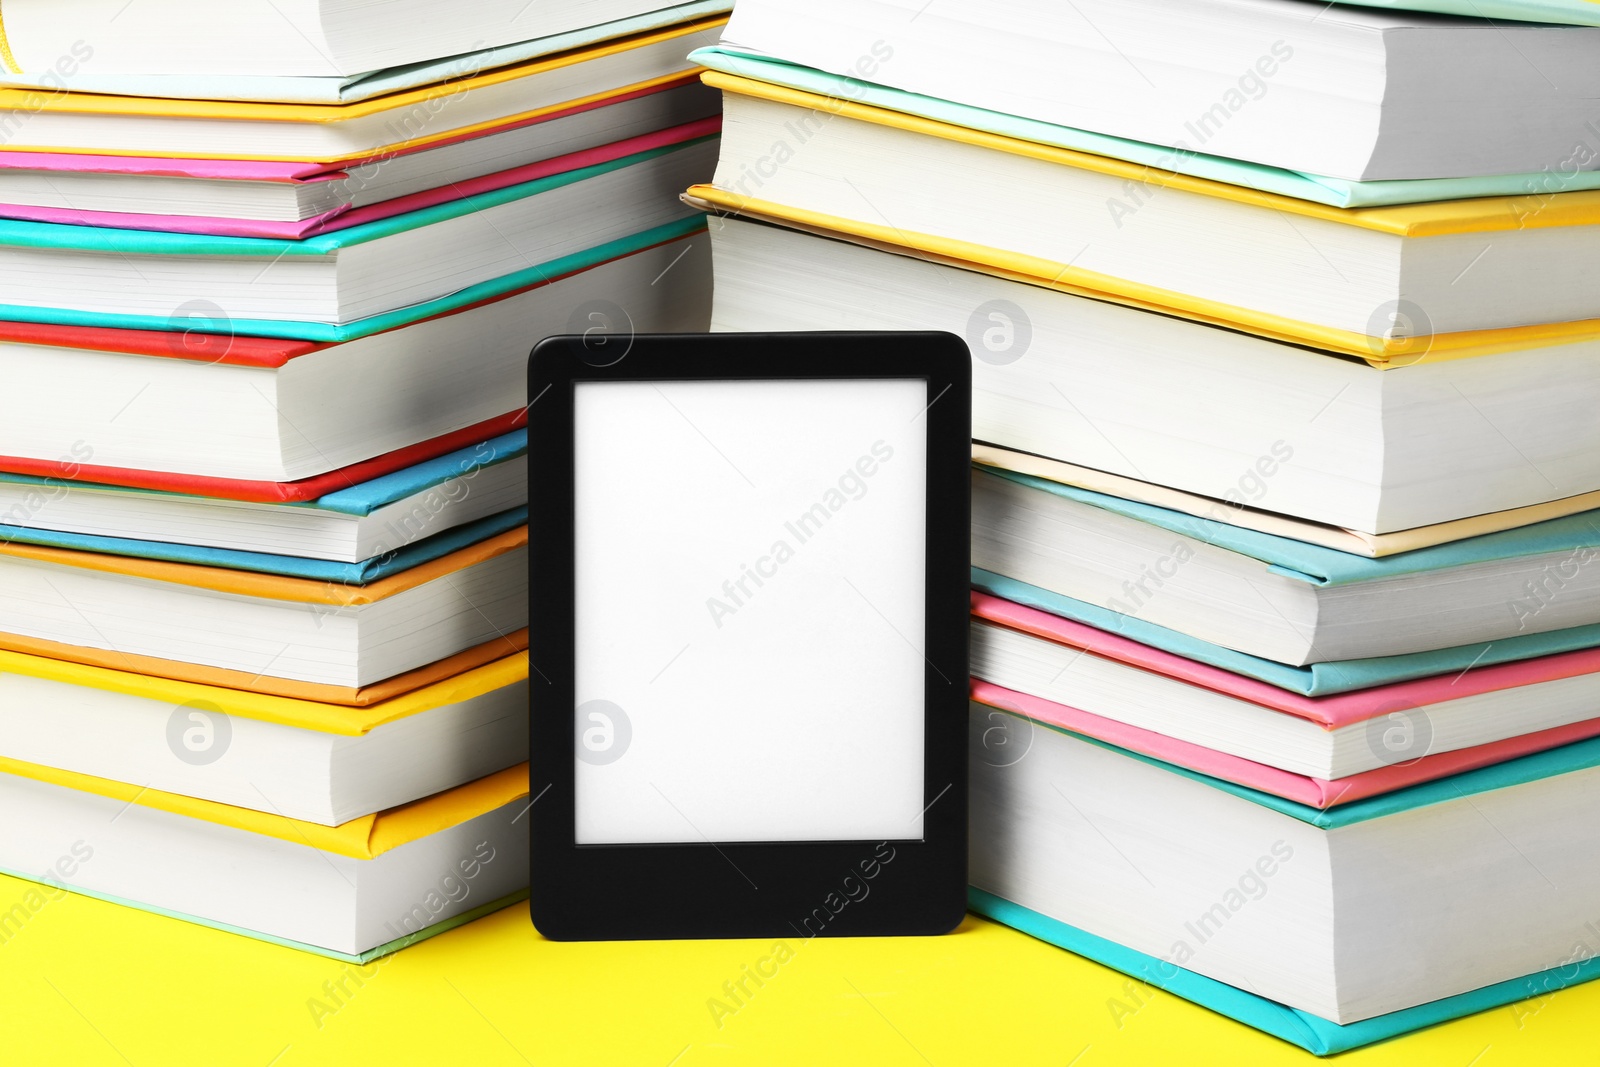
572,379,928,845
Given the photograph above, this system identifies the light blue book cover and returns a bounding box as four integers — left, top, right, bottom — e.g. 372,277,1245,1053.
979,466,1600,588
0,506,527,583
310,430,527,516
0,430,527,518
973,568,1600,696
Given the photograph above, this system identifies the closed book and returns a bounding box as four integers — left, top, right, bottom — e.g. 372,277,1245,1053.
0,430,528,562
0,0,705,76
0,644,528,824
973,443,1600,559
0,228,707,482
0,759,529,960
0,83,719,235
0,17,724,157
973,568,1600,697
972,592,1600,806
714,0,1600,180
703,215,1600,533
971,464,1600,665
969,705,1600,1050
0,525,527,687
0,133,715,335
692,72,1600,354
0,3,729,102
692,45,1600,209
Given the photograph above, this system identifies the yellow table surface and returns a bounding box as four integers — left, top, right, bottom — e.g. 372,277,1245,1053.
3,870,1591,1066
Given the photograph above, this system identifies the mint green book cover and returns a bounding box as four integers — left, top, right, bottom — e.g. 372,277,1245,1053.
0,857,528,964
970,888,1600,1055
968,717,1600,1053
1329,0,1600,24
972,568,1600,696
693,47,1600,208
979,467,1600,587
0,136,711,342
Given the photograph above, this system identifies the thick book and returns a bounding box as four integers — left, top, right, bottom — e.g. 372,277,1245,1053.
695,71,1600,352
703,216,1600,534
973,882,1595,1056
0,629,528,708
971,465,1600,665
0,758,529,961
0,504,526,583
0,644,527,824
0,18,723,160
0,132,715,334
0,231,706,482
1325,0,1600,23
972,592,1600,807
0,525,527,688
0,0,716,79
0,431,527,562
692,46,1600,210
0,3,729,102
0,413,529,503
973,443,1600,559
0,82,719,236
968,704,1600,1050
973,568,1600,697
717,0,1600,181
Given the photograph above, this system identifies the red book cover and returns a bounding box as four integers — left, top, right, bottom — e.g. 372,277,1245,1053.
0,410,528,503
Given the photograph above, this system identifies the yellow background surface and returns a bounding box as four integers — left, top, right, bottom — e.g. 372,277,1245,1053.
0,871,1588,1066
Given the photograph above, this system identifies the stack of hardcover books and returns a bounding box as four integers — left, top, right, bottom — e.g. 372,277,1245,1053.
687,0,1600,1051
0,0,727,962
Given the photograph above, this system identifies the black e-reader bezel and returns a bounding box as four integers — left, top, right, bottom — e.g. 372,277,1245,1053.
527,331,971,941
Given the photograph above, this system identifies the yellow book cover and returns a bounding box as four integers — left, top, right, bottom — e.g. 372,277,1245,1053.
0,756,528,859
0,17,726,160
693,71,1600,366
0,627,528,705
0,642,528,735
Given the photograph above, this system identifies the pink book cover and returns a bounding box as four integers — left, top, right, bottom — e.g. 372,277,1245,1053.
0,92,716,239
971,679,1600,809
0,153,326,182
